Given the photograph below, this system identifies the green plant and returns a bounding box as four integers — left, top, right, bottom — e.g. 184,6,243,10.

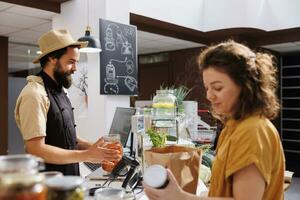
158,85,192,113
174,85,192,113
146,129,178,147
146,129,167,147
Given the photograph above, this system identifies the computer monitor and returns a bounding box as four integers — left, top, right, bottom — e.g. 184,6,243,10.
108,107,136,147
83,107,136,176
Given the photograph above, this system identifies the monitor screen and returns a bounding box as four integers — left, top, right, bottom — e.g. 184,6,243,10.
109,107,136,147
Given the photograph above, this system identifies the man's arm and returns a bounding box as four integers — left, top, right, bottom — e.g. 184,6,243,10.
25,137,121,164
77,136,92,150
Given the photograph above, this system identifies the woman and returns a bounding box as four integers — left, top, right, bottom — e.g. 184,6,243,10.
143,40,285,200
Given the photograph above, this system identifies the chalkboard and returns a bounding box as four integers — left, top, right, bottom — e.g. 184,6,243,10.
99,19,138,95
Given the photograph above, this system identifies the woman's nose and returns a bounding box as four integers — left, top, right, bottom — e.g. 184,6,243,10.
206,90,215,102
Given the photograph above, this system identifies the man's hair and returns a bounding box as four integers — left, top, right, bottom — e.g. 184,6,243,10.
39,45,80,68
198,40,279,120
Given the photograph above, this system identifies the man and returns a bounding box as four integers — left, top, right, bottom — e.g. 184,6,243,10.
15,29,121,175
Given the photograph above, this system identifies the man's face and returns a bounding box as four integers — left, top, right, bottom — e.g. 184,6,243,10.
53,47,80,88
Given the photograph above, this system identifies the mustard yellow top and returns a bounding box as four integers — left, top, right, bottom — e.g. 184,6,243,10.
208,115,285,200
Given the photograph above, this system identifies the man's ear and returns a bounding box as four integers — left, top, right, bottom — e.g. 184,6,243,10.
48,57,57,65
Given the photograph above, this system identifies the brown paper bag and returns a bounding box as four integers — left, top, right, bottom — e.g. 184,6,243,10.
144,145,202,194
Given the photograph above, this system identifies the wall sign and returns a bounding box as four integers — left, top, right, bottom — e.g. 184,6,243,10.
100,19,138,95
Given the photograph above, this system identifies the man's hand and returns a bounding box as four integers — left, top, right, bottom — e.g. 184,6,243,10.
84,137,122,164
25,136,121,165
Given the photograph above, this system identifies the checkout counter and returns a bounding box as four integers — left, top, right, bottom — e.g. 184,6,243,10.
0,104,207,199
80,135,207,200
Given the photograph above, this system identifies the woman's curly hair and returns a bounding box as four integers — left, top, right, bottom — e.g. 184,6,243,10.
198,40,280,120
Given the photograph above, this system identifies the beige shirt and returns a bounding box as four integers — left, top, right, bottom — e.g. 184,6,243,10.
15,75,50,140
208,115,285,200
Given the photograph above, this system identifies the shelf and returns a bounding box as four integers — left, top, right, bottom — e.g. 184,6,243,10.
282,128,300,132
282,107,300,110
282,75,300,79
282,118,300,121
282,97,300,100
284,149,300,154
282,86,300,89
151,115,180,144
281,57,300,175
282,139,300,143
282,65,300,69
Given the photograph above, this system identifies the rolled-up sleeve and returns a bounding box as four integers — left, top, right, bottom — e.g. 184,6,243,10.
15,82,49,140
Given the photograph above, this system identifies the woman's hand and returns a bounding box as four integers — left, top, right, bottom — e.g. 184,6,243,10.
85,137,121,164
143,169,186,200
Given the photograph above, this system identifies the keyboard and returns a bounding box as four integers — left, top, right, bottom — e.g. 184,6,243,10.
83,162,101,172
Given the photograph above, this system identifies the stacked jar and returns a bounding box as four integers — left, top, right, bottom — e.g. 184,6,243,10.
45,176,85,200
152,90,176,127
0,155,47,200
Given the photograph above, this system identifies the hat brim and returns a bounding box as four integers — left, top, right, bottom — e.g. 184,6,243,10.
32,41,88,64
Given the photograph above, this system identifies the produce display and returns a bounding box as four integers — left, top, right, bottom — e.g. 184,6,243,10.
196,145,215,185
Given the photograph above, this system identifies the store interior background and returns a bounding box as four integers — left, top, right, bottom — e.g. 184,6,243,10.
0,0,300,199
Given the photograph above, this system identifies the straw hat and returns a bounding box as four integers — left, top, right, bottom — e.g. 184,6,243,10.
33,29,88,64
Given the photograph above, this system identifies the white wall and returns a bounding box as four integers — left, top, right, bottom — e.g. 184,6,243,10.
202,0,300,31
102,0,131,134
53,0,130,142
130,0,300,31
130,0,205,30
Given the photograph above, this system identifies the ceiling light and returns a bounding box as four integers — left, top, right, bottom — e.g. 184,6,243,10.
78,26,101,53
78,0,101,53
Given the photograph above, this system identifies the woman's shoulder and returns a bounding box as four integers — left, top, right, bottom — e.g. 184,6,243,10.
234,115,278,140
237,115,271,130
232,115,279,142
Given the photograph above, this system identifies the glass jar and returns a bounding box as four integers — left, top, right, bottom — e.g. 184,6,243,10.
0,154,47,200
102,134,123,173
152,89,176,121
45,176,85,200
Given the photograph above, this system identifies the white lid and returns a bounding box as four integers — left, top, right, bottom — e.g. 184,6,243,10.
144,165,167,188
95,187,125,199
45,176,83,190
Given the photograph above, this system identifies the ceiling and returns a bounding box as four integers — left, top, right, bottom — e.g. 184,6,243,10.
1,1,300,73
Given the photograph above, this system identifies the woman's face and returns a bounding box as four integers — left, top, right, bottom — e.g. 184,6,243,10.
203,67,241,118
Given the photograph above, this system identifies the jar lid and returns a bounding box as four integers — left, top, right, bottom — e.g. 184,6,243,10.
95,187,125,199
45,176,83,191
0,173,44,187
156,89,175,94
0,154,43,174
144,165,167,188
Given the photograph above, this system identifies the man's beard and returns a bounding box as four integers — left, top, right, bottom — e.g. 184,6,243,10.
53,61,73,89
